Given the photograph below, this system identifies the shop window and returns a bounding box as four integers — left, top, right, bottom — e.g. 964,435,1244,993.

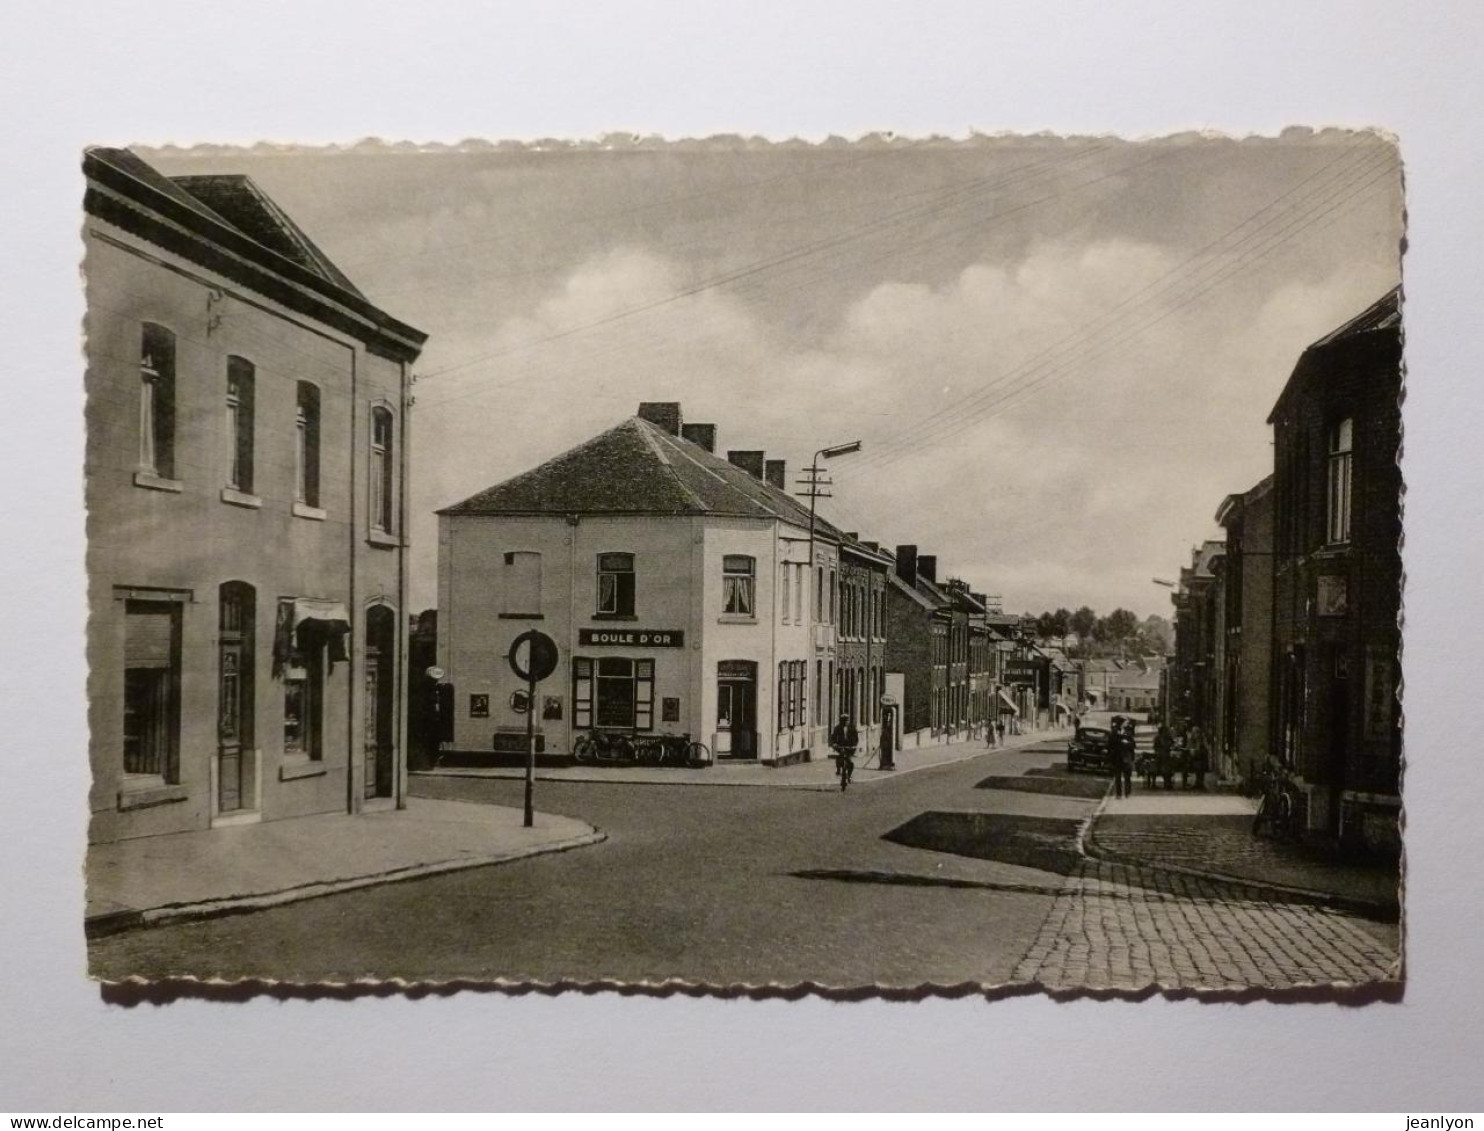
584,656,654,730
723,555,755,616
281,600,324,761
226,356,254,492
295,382,321,507
778,663,788,731
138,323,176,477
123,600,180,782
370,406,394,532
815,659,823,726
597,552,635,617
502,551,542,616
1327,417,1353,545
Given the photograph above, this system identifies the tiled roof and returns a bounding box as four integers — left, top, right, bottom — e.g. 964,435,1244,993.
441,416,855,546
170,175,365,297
1268,287,1401,424
1308,286,1401,350
84,148,425,358
887,572,941,612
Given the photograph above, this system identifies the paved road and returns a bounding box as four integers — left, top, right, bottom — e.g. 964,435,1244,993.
90,741,1081,987
89,739,1401,990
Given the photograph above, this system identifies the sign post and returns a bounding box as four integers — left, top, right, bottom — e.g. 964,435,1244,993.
508,629,559,828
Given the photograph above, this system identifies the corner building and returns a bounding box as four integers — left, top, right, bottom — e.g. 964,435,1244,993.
437,402,877,765
84,149,427,843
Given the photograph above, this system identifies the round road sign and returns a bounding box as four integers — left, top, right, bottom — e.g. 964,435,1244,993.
508,629,559,683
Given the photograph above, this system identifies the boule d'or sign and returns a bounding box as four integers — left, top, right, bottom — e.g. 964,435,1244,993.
577,628,685,648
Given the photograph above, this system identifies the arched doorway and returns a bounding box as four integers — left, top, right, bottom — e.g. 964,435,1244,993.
364,604,396,799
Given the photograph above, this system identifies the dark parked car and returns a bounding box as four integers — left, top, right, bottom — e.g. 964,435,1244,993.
1067,711,1120,773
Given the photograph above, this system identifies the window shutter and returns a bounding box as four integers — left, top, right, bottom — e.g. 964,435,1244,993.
635,661,654,730
125,604,175,668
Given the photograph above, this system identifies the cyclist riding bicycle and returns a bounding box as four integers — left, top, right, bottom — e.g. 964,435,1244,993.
830,712,860,791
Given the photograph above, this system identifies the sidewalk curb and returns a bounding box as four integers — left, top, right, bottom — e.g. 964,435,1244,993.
416,731,1072,792
85,829,607,939
1079,815,1399,922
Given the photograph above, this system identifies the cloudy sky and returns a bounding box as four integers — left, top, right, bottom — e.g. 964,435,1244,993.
144,134,1402,616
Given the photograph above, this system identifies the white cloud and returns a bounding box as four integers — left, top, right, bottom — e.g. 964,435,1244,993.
407,235,1396,616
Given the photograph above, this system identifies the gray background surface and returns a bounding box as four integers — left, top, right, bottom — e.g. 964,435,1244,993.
2,0,1480,1111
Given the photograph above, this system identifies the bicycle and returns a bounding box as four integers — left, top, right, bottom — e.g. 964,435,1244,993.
633,732,711,768
571,730,636,765
1252,762,1302,841
834,745,857,791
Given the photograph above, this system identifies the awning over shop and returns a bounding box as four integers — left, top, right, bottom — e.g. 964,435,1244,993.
273,597,352,675
996,690,1020,715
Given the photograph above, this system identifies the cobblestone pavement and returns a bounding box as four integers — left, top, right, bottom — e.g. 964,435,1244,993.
1013,856,1401,991
1091,813,1400,915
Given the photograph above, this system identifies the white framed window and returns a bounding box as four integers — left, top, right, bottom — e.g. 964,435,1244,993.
596,552,635,616
138,323,176,477
370,406,394,532
1327,417,1353,545
723,555,755,616
295,382,321,507
226,356,254,492
781,563,791,624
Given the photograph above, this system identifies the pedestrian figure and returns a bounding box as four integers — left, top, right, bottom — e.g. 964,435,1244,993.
1154,723,1175,791
830,712,859,792
1189,726,1209,791
1109,716,1134,799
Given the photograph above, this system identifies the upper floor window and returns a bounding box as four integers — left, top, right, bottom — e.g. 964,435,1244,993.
226,356,255,493
781,562,791,623
503,551,542,617
138,324,176,477
295,382,321,507
723,555,755,616
828,568,836,624
596,552,635,616
1327,417,1353,545
370,406,394,532
794,564,804,623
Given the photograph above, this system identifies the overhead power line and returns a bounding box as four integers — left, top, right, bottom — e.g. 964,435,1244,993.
835,145,1399,477
412,143,1120,399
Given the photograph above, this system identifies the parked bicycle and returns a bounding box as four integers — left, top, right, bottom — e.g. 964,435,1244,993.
629,732,711,768
1252,760,1302,841
572,729,710,768
571,730,636,765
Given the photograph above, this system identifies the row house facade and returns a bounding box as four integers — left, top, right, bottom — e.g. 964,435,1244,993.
1269,289,1402,850
1170,288,1402,853
883,550,1009,745
435,402,891,766
84,148,427,843
1215,475,1275,784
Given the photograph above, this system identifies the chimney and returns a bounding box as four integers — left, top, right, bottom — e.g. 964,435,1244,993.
681,422,717,453
895,544,918,586
727,450,765,480
637,401,683,435
764,459,786,489
918,555,938,584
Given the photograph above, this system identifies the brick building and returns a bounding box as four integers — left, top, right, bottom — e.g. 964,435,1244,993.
84,148,427,843
1215,474,1275,783
1269,288,1402,849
